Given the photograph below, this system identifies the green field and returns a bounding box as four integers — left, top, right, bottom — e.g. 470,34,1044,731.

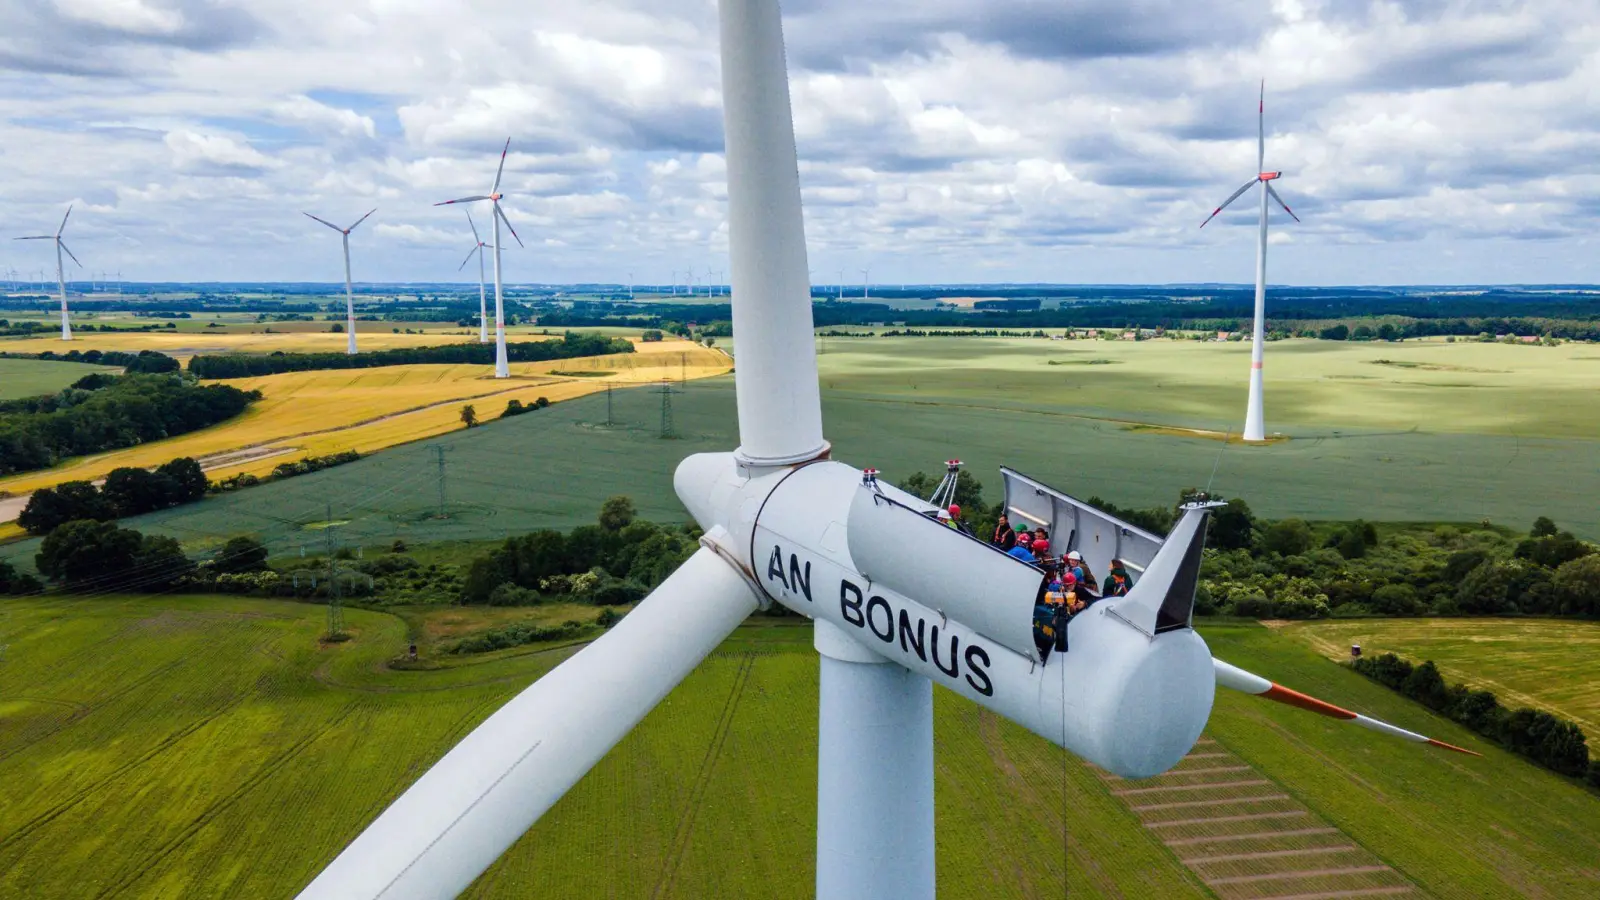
1,597,1596,898
1279,618,1600,737
0,357,118,399
6,334,1599,573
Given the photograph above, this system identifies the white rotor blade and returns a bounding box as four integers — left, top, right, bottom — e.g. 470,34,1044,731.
433,196,489,207
15,235,53,241
347,209,377,232
297,546,760,900
491,137,511,194
1213,658,1478,755
494,202,524,248
720,0,826,464
457,244,480,272
304,212,344,232
1266,183,1301,223
1199,179,1258,229
1257,81,1265,172
58,241,82,268
465,209,481,245
57,205,73,236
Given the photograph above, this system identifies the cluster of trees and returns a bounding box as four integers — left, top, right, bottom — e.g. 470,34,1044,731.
458,496,699,608
0,559,42,595
18,457,208,534
448,616,608,654
500,397,550,418
34,520,193,592
10,348,182,373
211,450,362,493
0,374,260,476
1193,512,1600,620
188,332,634,378
1353,652,1598,788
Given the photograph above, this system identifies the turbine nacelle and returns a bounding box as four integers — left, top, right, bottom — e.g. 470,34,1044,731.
673,452,1216,779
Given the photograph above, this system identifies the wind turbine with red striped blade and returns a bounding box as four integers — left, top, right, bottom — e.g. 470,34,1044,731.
295,8,1470,899
1201,82,1301,443
435,139,524,378
303,208,375,355
14,205,82,341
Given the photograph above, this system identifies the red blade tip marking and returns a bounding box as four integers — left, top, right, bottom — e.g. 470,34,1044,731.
1261,684,1357,720
1426,738,1481,757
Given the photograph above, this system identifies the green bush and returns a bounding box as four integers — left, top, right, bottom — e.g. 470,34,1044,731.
1260,519,1314,557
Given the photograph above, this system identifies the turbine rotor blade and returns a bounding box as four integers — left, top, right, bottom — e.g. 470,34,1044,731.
59,241,82,268
347,209,377,232
434,196,489,207
1258,80,1266,172
1266,184,1301,223
58,205,73,236
1213,658,1479,756
495,202,524,248
15,236,53,241
1199,179,1258,229
466,209,481,245
303,212,344,232
295,546,760,900
458,244,480,272
491,137,511,194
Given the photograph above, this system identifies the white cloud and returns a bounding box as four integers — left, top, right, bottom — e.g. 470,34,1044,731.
273,95,376,140
53,0,184,36
163,130,280,174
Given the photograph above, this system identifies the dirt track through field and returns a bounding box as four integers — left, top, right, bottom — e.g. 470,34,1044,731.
1099,737,1421,899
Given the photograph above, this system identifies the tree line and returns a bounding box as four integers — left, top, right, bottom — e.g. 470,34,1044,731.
2,349,182,373
18,456,209,534
0,374,260,476
1353,652,1600,790
187,332,634,378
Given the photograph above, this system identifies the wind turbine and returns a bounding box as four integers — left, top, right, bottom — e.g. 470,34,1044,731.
457,211,490,344
296,6,1471,898
15,205,82,341
436,139,525,379
1200,82,1301,443
303,209,376,355
861,266,871,299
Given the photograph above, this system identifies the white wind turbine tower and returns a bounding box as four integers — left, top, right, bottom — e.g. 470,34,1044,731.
457,211,490,344
1200,82,1301,443
303,209,376,355
15,206,83,341
296,6,1473,898
437,139,524,379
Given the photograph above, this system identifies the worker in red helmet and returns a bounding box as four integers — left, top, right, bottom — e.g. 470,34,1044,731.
947,503,973,536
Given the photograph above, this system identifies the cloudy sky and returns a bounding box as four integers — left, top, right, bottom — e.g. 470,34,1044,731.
1,0,1596,286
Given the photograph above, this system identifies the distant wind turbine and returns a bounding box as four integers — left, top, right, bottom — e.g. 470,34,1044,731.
15,205,82,341
304,209,376,355
457,211,490,344
436,138,525,379
1199,82,1301,443
861,267,870,299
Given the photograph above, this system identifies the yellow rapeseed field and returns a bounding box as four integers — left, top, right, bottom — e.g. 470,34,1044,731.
0,339,730,497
